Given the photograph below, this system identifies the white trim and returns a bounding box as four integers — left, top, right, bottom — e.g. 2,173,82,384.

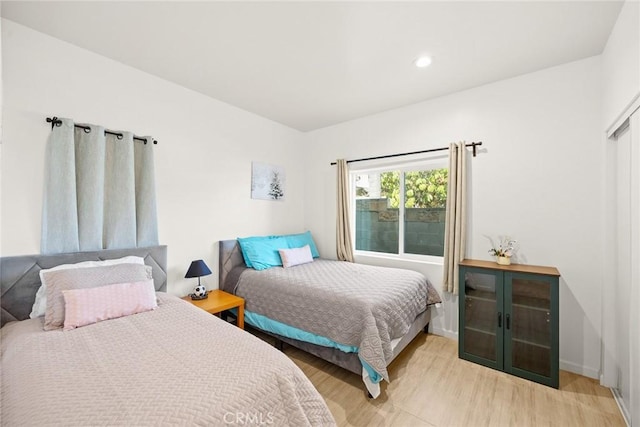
430,332,604,382
559,359,599,379
601,133,619,388
607,92,640,139
354,251,444,266
431,328,458,341
612,387,632,427
629,112,639,427
398,172,406,254
350,160,448,260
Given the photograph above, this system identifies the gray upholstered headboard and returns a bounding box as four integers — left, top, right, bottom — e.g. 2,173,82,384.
1,245,167,327
218,240,247,294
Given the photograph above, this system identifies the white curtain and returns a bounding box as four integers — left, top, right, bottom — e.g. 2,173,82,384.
442,142,467,294
336,159,354,262
41,118,158,254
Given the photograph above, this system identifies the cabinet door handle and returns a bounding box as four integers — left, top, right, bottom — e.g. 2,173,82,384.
498,312,502,328
506,314,511,330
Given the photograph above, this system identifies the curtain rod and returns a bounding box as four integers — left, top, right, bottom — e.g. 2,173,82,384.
46,117,158,145
329,141,482,165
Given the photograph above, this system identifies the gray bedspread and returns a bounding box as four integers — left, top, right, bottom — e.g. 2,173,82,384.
1,293,335,426
233,259,441,382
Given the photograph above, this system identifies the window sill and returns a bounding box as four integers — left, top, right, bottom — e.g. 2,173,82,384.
354,251,444,267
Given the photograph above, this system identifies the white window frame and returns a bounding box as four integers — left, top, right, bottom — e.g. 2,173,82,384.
350,157,448,264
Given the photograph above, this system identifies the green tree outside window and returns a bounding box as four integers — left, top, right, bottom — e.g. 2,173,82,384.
380,169,448,208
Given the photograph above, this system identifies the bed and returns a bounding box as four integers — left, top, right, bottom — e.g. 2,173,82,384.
1,246,335,426
219,239,442,398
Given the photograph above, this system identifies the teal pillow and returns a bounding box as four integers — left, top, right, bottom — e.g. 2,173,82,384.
237,235,273,268
237,236,289,270
282,231,320,258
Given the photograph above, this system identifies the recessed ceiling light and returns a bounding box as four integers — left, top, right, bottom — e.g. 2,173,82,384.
414,56,432,68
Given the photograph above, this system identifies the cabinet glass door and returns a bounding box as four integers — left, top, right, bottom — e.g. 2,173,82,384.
507,275,551,377
462,270,502,366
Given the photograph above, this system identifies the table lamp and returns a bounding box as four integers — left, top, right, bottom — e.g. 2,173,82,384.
185,259,212,300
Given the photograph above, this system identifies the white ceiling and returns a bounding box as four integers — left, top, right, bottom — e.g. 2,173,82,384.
1,1,623,131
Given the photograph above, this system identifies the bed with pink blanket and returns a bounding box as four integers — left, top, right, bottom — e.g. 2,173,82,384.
1,246,335,426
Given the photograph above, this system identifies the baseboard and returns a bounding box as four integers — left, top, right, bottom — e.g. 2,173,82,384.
611,387,631,427
431,330,600,380
559,359,599,379
431,326,457,341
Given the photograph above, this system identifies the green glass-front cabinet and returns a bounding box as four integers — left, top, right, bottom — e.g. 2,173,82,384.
458,259,560,388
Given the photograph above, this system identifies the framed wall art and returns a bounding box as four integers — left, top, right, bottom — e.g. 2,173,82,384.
251,162,286,201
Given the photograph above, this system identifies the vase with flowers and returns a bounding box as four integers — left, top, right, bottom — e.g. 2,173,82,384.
488,237,516,266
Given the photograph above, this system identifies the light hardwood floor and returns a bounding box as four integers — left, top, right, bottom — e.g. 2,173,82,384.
278,333,625,427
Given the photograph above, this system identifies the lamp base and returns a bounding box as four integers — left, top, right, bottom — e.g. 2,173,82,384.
190,292,209,300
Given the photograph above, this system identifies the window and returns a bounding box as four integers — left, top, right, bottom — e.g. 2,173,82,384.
353,162,447,258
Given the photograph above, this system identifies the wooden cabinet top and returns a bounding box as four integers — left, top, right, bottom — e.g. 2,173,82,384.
459,259,560,277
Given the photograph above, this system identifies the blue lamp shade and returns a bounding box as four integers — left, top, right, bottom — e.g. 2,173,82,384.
185,260,212,285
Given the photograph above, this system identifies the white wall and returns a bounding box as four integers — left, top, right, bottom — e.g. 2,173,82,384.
0,15,618,380
1,19,306,297
304,56,604,378
602,0,640,129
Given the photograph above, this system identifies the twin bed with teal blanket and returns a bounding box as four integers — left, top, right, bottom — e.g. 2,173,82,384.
218,239,441,398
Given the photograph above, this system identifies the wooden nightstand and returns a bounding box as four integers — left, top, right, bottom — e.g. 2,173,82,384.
182,289,244,329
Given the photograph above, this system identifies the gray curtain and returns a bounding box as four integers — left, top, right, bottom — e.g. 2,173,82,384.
41,118,158,254
442,142,467,294
336,159,354,262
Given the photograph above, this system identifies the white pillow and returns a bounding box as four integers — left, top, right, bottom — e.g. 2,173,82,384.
278,245,314,268
29,256,145,319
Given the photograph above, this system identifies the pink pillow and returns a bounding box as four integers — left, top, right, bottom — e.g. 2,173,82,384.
61,279,157,331
278,245,314,268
